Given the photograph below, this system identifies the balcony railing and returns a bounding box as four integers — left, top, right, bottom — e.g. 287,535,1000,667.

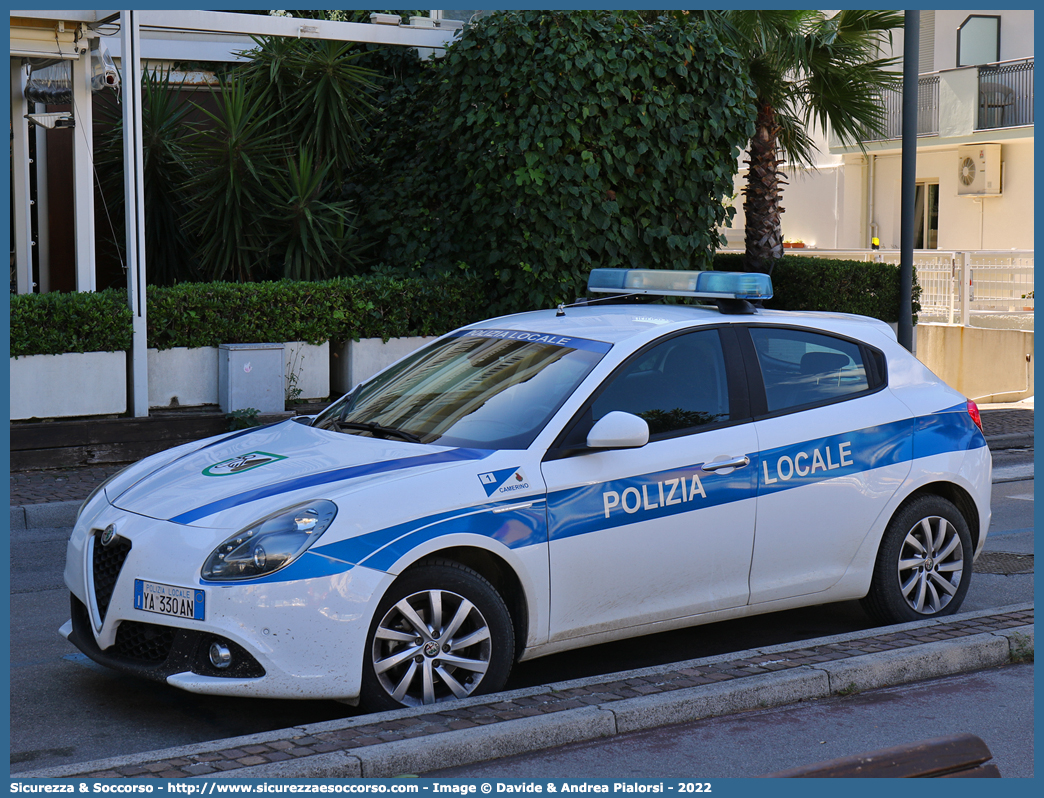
860,57,1033,144
978,58,1034,129
790,249,1034,331
867,75,940,142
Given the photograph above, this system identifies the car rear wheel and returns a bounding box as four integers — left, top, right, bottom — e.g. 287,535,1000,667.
862,495,973,625
360,559,514,711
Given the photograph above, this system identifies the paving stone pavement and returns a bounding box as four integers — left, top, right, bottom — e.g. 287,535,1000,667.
28,606,1032,779
7,406,1033,508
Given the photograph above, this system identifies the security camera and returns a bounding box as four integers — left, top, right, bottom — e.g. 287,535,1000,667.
91,42,120,92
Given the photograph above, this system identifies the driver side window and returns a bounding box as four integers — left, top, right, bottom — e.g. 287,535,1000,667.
591,329,730,436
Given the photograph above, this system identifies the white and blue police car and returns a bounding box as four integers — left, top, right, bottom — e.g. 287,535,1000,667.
62,270,991,710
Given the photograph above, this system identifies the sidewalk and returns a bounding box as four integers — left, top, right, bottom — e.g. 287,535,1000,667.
18,603,1033,779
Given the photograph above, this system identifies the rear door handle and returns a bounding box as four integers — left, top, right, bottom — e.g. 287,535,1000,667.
702,455,750,472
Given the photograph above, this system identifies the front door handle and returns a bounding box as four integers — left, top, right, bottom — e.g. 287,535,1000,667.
702,455,751,472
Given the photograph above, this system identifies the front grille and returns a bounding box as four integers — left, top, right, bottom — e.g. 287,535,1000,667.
68,595,266,681
92,533,132,622
113,620,177,663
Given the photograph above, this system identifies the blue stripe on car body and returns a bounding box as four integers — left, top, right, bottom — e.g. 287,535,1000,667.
203,405,983,585
173,448,493,525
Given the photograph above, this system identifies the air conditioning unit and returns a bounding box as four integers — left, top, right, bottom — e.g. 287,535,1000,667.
956,144,1002,196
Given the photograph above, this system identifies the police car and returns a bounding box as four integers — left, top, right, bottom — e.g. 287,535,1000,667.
62,270,991,710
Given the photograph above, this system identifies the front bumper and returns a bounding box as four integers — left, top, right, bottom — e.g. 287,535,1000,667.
62,502,393,700
66,592,266,681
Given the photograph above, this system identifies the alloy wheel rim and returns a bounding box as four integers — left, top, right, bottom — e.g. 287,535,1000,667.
897,515,964,614
371,589,492,706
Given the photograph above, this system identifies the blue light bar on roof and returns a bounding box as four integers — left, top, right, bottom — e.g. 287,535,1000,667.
587,269,773,301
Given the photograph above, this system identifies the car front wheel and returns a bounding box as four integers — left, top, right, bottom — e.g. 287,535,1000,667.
862,495,973,625
360,559,514,711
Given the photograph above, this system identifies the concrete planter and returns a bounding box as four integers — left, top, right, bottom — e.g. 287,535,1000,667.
148,346,219,408
284,341,330,402
331,336,440,394
10,351,127,420
148,341,331,410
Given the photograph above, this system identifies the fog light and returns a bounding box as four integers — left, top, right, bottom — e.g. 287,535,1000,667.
209,642,232,669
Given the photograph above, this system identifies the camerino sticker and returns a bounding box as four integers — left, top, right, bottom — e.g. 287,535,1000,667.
478,467,530,497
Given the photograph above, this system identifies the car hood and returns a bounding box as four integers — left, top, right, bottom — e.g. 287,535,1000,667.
109,420,491,527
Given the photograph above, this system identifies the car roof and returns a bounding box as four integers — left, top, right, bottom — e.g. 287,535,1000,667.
465,303,889,347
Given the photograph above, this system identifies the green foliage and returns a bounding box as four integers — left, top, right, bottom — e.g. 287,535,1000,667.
264,150,363,281
712,253,921,322
9,290,132,356
233,36,380,179
144,276,485,351
94,69,200,286
11,277,487,357
704,11,903,270
181,76,365,283
708,10,903,167
9,259,918,356
227,408,261,430
353,10,756,314
182,78,288,282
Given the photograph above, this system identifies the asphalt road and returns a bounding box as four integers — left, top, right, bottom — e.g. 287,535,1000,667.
8,476,1034,774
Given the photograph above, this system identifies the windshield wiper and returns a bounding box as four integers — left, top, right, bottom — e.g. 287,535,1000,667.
335,420,422,443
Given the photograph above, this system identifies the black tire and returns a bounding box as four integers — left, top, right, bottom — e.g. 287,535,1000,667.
359,559,515,712
861,495,973,625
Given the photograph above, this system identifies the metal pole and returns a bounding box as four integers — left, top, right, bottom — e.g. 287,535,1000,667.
71,39,96,292
11,62,33,294
121,11,149,417
898,10,919,351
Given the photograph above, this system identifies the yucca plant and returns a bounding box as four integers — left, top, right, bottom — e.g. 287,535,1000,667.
235,36,380,180
182,77,286,282
263,150,362,281
94,68,200,285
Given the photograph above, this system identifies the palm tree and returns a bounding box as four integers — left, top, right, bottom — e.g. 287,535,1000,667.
707,10,904,271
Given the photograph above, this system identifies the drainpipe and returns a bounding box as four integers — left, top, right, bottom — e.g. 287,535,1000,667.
867,154,876,251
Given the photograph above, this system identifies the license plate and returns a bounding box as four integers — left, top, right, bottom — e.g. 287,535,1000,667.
134,580,205,621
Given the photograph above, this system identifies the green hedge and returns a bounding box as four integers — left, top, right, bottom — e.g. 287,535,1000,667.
10,258,917,357
9,288,133,357
712,253,920,323
10,276,487,357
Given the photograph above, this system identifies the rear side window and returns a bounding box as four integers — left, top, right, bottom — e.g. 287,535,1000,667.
749,327,874,413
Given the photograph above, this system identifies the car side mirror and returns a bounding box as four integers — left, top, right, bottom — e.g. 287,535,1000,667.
586,411,650,450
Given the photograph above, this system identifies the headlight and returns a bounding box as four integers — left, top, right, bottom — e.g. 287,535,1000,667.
201,500,337,582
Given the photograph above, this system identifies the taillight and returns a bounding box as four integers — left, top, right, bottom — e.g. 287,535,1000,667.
967,399,983,433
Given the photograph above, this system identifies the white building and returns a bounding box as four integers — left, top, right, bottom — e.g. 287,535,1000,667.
725,9,1034,253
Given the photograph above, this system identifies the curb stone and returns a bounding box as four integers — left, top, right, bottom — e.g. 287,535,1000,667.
17,604,1033,780
217,751,363,780
353,707,618,779
812,632,1011,694
607,667,830,734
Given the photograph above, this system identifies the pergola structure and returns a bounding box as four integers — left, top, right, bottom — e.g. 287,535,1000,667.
10,9,460,416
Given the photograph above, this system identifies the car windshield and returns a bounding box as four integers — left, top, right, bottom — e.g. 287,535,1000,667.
313,331,607,449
